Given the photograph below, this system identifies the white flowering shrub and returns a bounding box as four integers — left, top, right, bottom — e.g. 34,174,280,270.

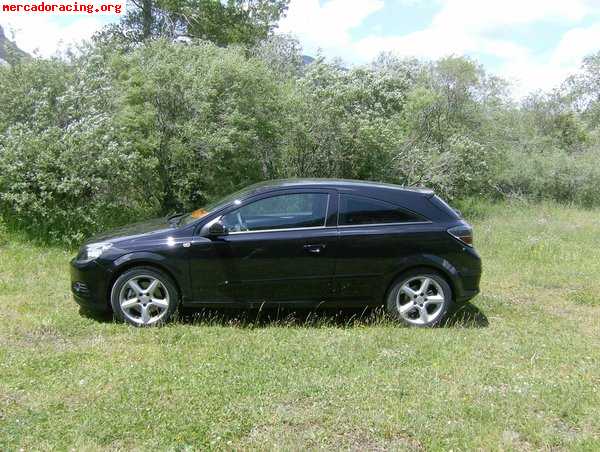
0,55,158,244
1,40,600,243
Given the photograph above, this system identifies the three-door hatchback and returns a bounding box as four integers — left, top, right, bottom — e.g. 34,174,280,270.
71,179,481,327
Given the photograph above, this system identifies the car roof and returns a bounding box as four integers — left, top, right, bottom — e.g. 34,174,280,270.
236,178,434,198
191,178,448,227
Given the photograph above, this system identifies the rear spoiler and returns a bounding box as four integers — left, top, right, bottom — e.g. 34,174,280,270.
402,186,435,198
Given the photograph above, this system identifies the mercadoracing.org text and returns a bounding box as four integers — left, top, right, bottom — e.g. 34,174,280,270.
2,0,123,14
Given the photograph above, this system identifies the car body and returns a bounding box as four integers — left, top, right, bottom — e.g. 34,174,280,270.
71,179,481,326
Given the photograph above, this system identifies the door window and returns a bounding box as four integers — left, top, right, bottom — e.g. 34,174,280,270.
222,193,329,232
338,194,423,226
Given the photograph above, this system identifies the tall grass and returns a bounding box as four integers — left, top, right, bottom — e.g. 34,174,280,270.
1,200,599,450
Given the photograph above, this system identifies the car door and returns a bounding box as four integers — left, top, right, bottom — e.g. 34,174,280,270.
332,193,433,304
192,190,338,305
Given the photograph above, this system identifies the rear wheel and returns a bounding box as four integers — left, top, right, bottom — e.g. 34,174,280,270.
110,267,179,327
386,269,452,327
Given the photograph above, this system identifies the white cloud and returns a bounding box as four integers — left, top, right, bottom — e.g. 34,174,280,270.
352,0,598,61
352,18,532,70
353,27,533,63
279,0,600,98
551,23,600,67
278,0,384,59
430,0,600,96
432,0,591,31
500,23,600,97
497,59,572,98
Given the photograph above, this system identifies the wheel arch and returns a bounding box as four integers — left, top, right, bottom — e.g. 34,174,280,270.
107,254,184,310
382,255,463,303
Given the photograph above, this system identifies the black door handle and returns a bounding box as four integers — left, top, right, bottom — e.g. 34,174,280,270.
304,244,326,254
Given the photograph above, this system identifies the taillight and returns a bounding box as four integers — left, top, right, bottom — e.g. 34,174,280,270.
448,225,473,246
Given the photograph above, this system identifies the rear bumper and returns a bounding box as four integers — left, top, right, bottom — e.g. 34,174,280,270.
70,258,112,312
456,288,480,303
455,270,481,303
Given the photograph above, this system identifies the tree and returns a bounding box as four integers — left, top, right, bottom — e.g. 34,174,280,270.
99,0,289,47
251,33,303,76
521,90,588,153
566,52,600,129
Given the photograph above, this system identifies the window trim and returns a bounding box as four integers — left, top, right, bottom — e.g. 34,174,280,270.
228,225,334,235
225,220,432,235
337,220,432,229
223,192,331,235
337,193,429,227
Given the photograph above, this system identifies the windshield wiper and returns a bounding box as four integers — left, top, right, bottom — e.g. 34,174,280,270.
166,212,186,226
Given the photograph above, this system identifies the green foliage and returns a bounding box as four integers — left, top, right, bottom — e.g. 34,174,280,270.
0,123,157,244
3,36,600,243
113,40,289,208
0,40,291,243
566,51,600,129
496,147,600,207
392,135,494,199
521,91,588,153
100,0,289,47
282,62,407,181
0,217,7,246
0,55,158,244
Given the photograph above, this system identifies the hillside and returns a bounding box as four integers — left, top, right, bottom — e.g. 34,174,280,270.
0,25,29,65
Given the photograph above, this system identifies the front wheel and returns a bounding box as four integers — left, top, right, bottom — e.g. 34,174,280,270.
386,270,452,327
111,267,179,327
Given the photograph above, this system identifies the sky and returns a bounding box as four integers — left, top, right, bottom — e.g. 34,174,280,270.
3,0,600,97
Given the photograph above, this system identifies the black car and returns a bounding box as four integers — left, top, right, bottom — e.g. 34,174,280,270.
71,179,481,327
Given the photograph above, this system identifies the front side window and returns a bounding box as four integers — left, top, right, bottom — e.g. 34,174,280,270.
222,193,329,232
338,194,424,226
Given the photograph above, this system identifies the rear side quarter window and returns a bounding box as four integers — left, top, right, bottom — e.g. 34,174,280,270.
338,194,426,226
428,195,462,220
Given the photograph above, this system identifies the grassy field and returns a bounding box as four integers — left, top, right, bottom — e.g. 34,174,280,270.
1,201,599,450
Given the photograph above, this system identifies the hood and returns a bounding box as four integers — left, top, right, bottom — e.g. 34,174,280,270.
85,217,175,245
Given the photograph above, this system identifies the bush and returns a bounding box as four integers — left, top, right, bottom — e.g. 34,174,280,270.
391,135,495,200
0,40,292,244
281,62,407,181
113,40,290,210
0,55,158,244
0,122,158,245
2,40,600,244
496,148,600,207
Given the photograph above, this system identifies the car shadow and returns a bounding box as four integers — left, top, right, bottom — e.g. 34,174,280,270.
80,302,488,329
177,306,386,328
443,302,489,328
78,307,114,323
177,301,488,329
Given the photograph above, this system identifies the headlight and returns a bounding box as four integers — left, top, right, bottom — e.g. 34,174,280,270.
77,242,112,262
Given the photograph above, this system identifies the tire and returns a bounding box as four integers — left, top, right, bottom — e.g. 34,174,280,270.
385,268,453,327
110,266,179,327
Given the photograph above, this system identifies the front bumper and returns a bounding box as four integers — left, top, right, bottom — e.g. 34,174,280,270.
70,258,113,312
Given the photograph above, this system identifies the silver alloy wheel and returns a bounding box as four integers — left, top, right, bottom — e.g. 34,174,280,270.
395,276,446,325
118,275,170,325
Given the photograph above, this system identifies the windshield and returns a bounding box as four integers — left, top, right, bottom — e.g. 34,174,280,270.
177,186,253,226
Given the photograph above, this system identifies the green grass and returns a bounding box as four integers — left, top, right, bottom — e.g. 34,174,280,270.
1,201,600,450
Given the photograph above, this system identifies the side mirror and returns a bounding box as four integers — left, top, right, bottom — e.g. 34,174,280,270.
207,220,228,237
